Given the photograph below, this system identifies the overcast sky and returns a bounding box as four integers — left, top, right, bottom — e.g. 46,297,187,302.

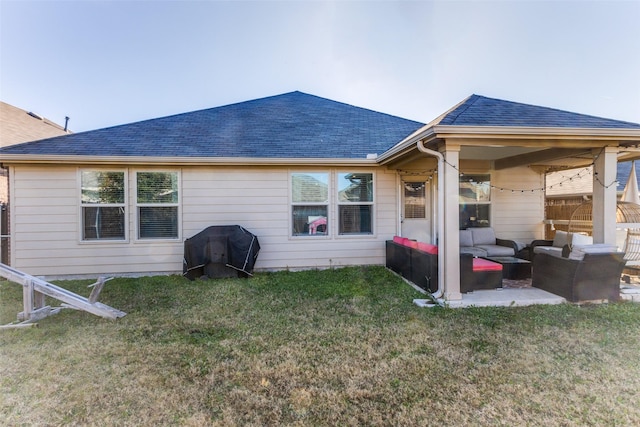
1,0,639,133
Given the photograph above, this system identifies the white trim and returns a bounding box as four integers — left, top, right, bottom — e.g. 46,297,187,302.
289,171,331,239
336,170,375,237
77,168,129,243
134,170,182,242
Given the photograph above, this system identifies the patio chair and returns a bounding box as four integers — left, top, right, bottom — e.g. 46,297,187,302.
532,245,626,303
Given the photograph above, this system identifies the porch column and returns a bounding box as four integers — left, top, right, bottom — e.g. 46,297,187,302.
592,146,618,245
442,144,462,300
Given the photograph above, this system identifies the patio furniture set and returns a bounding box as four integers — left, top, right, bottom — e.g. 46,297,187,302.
386,227,627,303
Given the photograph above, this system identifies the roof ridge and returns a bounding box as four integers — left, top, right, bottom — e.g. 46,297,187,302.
444,94,480,125
428,94,478,126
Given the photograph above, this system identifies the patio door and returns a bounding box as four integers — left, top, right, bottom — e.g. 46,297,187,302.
401,181,432,243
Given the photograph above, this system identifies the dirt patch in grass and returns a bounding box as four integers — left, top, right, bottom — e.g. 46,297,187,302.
2,267,640,425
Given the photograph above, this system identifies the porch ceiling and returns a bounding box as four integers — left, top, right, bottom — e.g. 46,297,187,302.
461,145,596,171
382,134,640,172
462,145,640,171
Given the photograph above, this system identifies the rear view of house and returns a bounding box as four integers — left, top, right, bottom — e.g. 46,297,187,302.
0,92,424,277
1,91,639,302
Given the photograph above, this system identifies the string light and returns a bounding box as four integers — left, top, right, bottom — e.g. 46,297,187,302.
398,147,621,193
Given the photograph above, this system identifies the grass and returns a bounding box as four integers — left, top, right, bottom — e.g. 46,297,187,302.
1,266,640,426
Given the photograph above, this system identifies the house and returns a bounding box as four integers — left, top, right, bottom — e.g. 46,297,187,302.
1,91,639,302
0,101,70,203
0,102,70,264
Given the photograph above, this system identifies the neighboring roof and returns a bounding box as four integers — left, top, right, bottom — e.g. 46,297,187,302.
0,101,69,148
435,95,640,129
0,92,424,160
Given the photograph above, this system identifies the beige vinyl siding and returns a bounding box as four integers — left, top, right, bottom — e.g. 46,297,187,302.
10,165,398,277
182,166,397,271
491,166,545,241
10,166,183,276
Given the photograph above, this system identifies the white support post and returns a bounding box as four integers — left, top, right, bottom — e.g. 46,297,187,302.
442,145,462,301
592,147,618,245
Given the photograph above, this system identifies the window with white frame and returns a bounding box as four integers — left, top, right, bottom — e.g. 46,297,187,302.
337,172,373,234
80,170,126,240
291,172,329,236
136,171,179,239
459,173,491,228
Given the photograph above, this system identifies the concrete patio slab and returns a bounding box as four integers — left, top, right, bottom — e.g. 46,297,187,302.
621,284,640,302
414,287,565,308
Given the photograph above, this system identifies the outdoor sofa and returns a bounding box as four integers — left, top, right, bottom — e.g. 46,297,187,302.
459,227,519,257
532,244,625,303
386,237,503,293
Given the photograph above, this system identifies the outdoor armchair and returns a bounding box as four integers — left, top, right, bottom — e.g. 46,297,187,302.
531,245,625,303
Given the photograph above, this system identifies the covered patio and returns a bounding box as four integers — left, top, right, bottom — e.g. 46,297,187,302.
379,95,640,305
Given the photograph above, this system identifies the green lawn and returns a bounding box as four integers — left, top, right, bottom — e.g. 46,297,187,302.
2,266,640,426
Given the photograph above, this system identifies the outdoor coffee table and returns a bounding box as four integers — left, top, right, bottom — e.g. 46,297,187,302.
482,256,532,280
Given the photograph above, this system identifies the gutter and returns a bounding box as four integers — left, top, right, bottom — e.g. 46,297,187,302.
416,140,445,301
430,125,640,139
0,155,380,167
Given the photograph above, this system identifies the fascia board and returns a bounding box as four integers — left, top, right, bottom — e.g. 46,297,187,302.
432,125,640,140
0,154,379,167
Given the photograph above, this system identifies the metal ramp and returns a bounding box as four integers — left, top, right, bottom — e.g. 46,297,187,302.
0,263,126,328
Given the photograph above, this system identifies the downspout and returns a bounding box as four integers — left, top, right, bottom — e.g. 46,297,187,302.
417,140,445,300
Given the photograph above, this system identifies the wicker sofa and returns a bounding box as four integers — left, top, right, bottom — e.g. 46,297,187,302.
532,244,625,303
386,237,503,293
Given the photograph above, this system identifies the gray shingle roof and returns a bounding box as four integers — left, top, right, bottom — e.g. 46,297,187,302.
0,91,424,159
438,95,640,128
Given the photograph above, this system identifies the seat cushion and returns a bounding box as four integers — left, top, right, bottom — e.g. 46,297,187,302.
417,242,438,254
460,229,474,247
568,244,619,260
392,236,406,245
571,233,593,247
476,244,515,257
405,240,418,249
460,246,488,257
470,227,496,246
533,246,564,258
472,258,503,272
552,230,570,248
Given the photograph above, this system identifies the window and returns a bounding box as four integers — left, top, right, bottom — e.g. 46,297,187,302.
404,182,426,219
291,172,329,236
459,174,491,228
136,172,179,239
81,171,126,240
338,172,373,234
